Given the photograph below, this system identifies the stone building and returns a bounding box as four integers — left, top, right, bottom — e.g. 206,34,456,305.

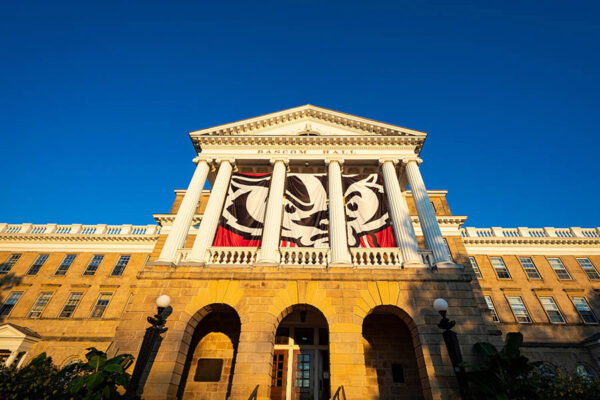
0,105,598,400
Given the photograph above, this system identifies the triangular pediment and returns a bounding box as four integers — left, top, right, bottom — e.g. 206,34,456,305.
0,323,41,340
189,105,426,138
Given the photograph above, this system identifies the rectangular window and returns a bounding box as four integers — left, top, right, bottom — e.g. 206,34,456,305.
519,257,542,279
490,257,511,279
469,257,482,279
539,296,565,323
90,293,112,318
83,255,104,276
54,254,76,276
111,255,131,276
0,292,23,317
26,254,49,275
484,295,500,322
0,254,22,274
547,258,571,280
59,292,83,318
577,258,600,280
27,292,53,318
507,296,532,323
572,297,598,324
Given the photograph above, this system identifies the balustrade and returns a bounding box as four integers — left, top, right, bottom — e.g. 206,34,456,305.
0,223,159,236
461,226,600,239
280,248,329,267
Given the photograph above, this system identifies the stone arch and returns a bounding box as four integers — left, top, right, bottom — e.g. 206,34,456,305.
61,355,83,368
362,305,432,400
175,303,241,400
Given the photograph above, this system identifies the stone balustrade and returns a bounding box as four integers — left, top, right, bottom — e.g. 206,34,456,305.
0,223,160,236
461,226,600,239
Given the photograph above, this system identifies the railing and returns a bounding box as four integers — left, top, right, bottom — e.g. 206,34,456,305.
248,385,259,400
461,226,600,239
280,247,329,266
0,223,160,236
332,385,346,400
208,247,257,265
350,248,402,267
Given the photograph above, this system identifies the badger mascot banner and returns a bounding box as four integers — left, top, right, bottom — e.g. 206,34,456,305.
213,172,271,247
342,174,396,248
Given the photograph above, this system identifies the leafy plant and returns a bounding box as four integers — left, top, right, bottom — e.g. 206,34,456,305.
463,332,541,400
533,368,600,400
0,352,68,400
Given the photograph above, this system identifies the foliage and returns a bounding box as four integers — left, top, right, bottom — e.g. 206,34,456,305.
0,348,133,400
533,368,600,400
463,332,541,400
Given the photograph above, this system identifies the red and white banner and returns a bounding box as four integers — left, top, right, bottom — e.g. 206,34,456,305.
343,174,396,248
280,173,329,248
213,172,271,247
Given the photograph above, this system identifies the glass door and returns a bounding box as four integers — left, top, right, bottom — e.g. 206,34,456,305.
293,350,314,400
271,350,288,400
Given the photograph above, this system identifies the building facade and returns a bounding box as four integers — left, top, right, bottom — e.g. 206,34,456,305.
0,105,598,400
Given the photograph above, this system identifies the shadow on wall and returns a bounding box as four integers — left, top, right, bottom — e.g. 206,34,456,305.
0,273,22,323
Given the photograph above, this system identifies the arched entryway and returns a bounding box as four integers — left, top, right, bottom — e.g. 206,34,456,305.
177,304,241,400
362,305,429,400
271,305,330,400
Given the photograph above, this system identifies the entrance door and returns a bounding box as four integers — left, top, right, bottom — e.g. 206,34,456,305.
271,350,288,400
292,350,314,400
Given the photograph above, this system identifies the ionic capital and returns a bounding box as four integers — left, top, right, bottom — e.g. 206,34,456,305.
324,157,344,166
402,157,423,166
378,158,399,166
269,157,289,166
192,156,214,165
215,158,236,166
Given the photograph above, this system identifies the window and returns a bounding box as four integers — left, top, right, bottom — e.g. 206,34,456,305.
27,292,53,318
469,257,482,278
577,258,600,280
58,292,83,318
0,292,23,316
539,296,565,323
490,257,511,279
111,255,131,276
55,254,76,276
547,258,571,280
519,257,541,279
484,295,500,322
26,254,49,275
83,255,104,276
90,293,112,318
0,254,21,274
507,296,532,323
572,297,598,324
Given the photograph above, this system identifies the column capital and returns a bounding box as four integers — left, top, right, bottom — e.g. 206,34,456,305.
269,157,289,165
402,157,423,166
324,157,344,166
215,158,236,165
378,158,399,166
192,156,214,164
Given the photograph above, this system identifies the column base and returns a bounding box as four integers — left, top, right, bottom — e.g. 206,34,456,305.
435,261,462,269
402,260,427,268
254,259,279,267
329,260,353,268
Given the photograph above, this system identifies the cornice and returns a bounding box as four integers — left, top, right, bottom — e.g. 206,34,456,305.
0,234,158,243
189,105,427,138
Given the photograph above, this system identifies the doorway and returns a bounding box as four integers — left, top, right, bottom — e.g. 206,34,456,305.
270,306,330,400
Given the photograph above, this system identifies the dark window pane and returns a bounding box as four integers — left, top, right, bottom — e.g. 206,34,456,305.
275,327,290,344
318,328,329,345
294,328,313,345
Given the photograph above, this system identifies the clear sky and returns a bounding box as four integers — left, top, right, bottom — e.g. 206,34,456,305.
1,1,599,228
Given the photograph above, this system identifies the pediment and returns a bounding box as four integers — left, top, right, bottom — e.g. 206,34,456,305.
189,105,426,138
0,323,41,340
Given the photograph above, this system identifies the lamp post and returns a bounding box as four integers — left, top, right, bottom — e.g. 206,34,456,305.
124,295,171,399
433,298,471,400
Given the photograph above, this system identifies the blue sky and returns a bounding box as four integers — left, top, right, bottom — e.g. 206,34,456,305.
1,1,599,228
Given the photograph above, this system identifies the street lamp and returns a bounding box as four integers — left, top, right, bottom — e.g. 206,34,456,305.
125,295,171,399
433,298,471,400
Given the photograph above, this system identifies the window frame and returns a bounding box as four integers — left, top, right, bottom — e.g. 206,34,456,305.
27,291,54,318
506,295,533,324
83,254,104,276
58,292,84,319
571,296,599,325
26,254,50,276
0,253,22,274
469,257,482,279
484,295,500,323
546,257,572,280
518,257,542,280
489,256,512,279
537,295,565,324
0,291,24,317
54,254,77,276
111,255,131,276
576,258,600,281
89,292,113,319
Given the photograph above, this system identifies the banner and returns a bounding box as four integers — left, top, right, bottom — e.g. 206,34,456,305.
213,172,271,247
343,174,396,248
280,173,329,248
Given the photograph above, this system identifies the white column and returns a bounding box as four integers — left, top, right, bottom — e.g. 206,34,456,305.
326,158,352,267
189,159,234,264
5,351,18,367
379,159,423,267
403,158,454,267
158,158,211,262
255,158,288,266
